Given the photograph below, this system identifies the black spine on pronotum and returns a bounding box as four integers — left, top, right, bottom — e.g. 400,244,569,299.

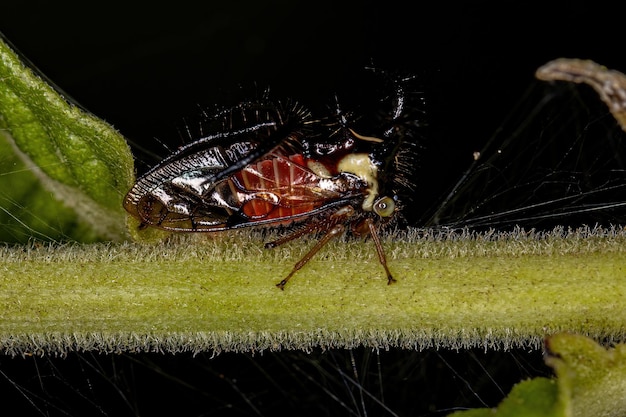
123,73,422,289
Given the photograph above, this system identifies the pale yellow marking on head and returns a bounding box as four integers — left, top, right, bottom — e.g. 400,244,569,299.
337,153,378,211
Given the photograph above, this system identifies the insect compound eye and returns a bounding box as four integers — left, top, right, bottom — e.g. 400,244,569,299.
373,196,396,218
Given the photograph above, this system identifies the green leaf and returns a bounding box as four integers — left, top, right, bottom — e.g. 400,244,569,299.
546,333,626,417
0,34,135,243
447,378,561,417
448,333,626,417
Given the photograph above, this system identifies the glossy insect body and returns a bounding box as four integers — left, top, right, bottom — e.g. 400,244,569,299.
124,83,418,289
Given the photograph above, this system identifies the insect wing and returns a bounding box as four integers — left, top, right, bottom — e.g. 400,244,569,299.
231,154,345,223
125,145,347,231
123,101,356,231
124,134,258,231
124,103,303,230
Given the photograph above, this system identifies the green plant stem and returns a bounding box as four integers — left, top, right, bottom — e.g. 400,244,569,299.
1,227,624,356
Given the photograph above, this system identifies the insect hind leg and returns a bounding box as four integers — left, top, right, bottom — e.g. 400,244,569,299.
269,206,355,289
275,223,345,290
264,220,324,249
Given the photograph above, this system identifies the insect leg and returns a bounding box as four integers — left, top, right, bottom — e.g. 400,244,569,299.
265,206,356,249
365,218,396,285
264,220,325,249
275,223,345,290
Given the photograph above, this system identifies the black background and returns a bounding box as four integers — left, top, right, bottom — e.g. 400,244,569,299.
0,1,623,415
2,0,624,223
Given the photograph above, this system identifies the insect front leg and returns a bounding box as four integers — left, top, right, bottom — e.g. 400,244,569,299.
352,218,396,285
365,218,396,285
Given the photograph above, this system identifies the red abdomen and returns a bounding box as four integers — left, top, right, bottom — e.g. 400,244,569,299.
231,154,334,221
